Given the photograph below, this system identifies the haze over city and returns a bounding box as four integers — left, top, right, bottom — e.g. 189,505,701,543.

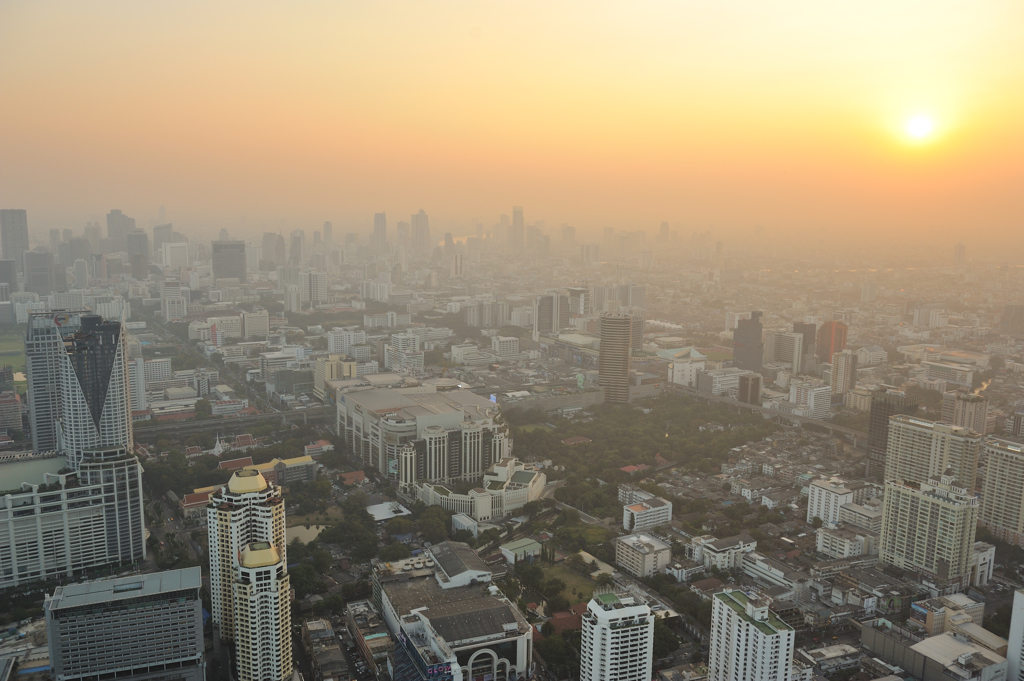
2,1,1024,252
5,4,1024,681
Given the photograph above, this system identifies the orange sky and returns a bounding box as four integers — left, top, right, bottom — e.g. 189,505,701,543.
1,1,1023,242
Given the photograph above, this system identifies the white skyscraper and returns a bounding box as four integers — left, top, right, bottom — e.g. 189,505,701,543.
709,590,795,681
580,592,654,681
207,469,292,681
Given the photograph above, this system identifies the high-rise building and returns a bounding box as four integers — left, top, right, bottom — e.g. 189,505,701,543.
1003,304,1024,340
763,331,803,373
323,220,333,245
45,567,205,681
708,589,795,681
954,241,966,266
941,391,988,433
241,308,270,340
580,592,653,681
980,439,1024,547
450,253,464,278
884,415,981,490
830,348,858,395
23,250,64,295
0,209,30,274
737,373,762,405
867,390,919,478
509,206,525,251
373,212,387,254
816,321,848,363
599,312,633,404
125,229,150,262
207,469,292,681
105,209,135,249
410,209,429,253
211,240,247,282
1008,589,1024,681
880,473,979,589
532,291,568,341
732,311,763,372
152,222,175,254
26,310,86,454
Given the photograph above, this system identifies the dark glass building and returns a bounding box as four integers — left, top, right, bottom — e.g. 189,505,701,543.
733,311,763,372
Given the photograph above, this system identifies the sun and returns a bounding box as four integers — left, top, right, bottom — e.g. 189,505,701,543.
905,115,936,141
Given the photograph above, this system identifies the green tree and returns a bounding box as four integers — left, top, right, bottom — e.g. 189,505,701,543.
653,619,680,657
379,543,412,561
311,549,333,573
542,578,567,599
194,398,212,420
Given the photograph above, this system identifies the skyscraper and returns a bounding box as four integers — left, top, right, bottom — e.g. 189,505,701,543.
599,312,633,404
211,240,247,282
509,206,524,250
23,250,63,295
793,321,816,355
830,348,858,395
531,291,568,341
323,220,333,244
208,469,292,681
732,311,763,372
1007,589,1024,681
373,212,388,254
866,389,919,478
105,209,135,249
884,415,981,490
815,320,848,363
0,209,30,275
737,373,762,405
709,590,794,681
1002,304,1024,340
980,439,1024,547
125,229,150,262
942,391,988,433
580,592,653,681
880,472,979,590
153,222,175,255
410,209,429,252
954,241,966,266
45,567,205,681
763,331,803,373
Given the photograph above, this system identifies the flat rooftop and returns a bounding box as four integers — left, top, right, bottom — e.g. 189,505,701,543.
47,566,201,611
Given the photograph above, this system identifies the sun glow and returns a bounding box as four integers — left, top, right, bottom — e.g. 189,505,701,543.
905,114,936,141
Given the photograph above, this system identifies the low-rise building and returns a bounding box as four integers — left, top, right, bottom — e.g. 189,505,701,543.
816,524,879,559
693,534,756,571
615,533,672,578
623,496,673,531
500,538,542,565
302,618,350,681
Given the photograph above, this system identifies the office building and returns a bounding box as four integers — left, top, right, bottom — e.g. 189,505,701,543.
211,240,247,282
45,568,204,681
125,229,150,262
697,367,753,397
106,209,135,249
709,589,794,681
373,212,387,254
880,473,979,590
373,542,532,681
24,250,63,295
599,312,633,403
449,252,464,277
867,389,919,478
615,534,672,578
732,311,763,372
816,320,848,363
580,592,654,681
980,439,1024,547
763,331,803,373
241,308,270,339
337,385,510,483
207,469,292,680
924,361,974,389
301,270,328,305
830,348,858,395
0,209,30,274
941,391,988,433
789,381,831,420
532,290,569,340
884,415,981,490
737,373,762,405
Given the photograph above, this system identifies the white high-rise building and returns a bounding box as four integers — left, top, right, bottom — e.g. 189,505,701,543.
1007,588,1024,681
880,473,979,590
884,415,982,490
709,590,795,681
207,470,292,681
981,439,1024,547
764,331,803,374
580,592,654,681
830,349,857,395
327,328,367,355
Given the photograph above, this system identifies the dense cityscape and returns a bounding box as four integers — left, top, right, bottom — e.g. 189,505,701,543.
3,3,1024,681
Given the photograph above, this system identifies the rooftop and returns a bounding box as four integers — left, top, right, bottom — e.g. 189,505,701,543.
227,469,268,494
241,541,281,568
46,566,201,611
715,590,793,636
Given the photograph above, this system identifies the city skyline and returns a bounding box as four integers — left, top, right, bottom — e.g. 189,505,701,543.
2,2,1024,247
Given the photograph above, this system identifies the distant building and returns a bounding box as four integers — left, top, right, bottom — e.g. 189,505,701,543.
732,311,763,372
867,389,919,478
816,321,847,363
211,240,247,282
599,312,633,403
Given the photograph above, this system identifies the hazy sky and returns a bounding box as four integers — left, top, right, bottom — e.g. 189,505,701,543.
1,1,1022,241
